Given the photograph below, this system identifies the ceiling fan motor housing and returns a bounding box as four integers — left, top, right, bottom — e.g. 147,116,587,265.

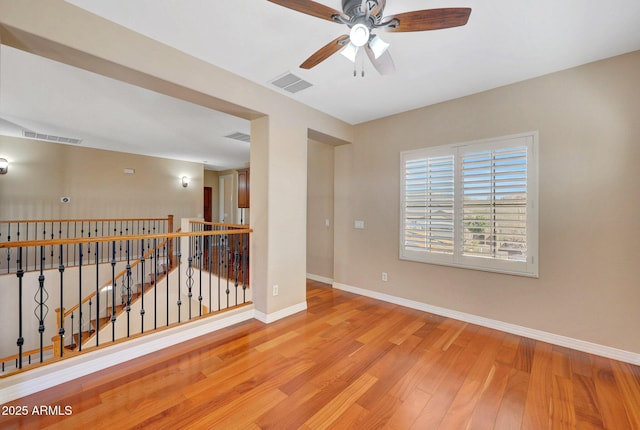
342,0,386,25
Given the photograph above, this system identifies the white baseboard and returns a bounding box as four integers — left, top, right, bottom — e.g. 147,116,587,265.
333,282,640,366
306,273,333,285
254,301,307,324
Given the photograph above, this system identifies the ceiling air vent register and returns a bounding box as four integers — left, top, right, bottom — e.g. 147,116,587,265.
23,130,83,145
270,73,313,94
224,132,251,143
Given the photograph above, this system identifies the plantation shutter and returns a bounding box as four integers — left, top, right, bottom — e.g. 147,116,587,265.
402,151,455,256
460,145,528,262
400,132,537,277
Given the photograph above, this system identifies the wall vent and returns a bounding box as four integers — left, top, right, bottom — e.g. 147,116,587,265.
23,130,83,145
270,73,313,94
224,132,251,143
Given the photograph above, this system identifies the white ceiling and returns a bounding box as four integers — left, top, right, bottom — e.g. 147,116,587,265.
2,0,640,169
0,45,251,171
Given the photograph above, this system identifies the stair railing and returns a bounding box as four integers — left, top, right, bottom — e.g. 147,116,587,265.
189,221,250,311
0,215,174,274
0,222,251,376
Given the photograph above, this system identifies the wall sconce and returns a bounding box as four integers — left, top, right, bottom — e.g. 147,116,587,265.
181,176,190,188
0,158,8,175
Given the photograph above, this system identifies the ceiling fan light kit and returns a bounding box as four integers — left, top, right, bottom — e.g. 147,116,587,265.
368,35,389,59
349,23,370,47
267,0,471,76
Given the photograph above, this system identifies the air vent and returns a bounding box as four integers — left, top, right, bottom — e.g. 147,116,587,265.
224,132,251,143
23,130,83,145
271,73,313,94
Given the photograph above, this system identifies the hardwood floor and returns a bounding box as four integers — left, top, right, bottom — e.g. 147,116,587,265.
1,279,639,429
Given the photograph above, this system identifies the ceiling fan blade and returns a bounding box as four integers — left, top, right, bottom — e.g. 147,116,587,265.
383,8,471,32
300,35,350,69
267,0,345,23
365,45,395,75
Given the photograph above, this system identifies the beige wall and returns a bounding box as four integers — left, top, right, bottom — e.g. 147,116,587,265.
0,136,203,220
335,50,640,354
306,139,334,280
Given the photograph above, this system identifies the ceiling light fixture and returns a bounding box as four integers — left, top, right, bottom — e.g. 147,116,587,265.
0,158,8,175
349,23,370,47
368,35,389,59
341,43,358,63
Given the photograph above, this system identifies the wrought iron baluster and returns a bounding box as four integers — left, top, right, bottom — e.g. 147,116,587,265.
225,235,230,309
18,223,24,271
125,240,132,338
34,245,49,362
153,238,158,330
177,239,182,323
165,239,170,326
16,247,24,369
111,241,117,342
58,244,65,357
94,223,99,263
187,237,193,320
57,222,63,270
66,223,70,269
86,222,91,264
118,220,123,260
242,232,248,303
234,233,240,306
198,236,203,317
140,239,146,334
49,221,54,269
77,243,83,351
208,233,213,314
218,234,223,311
73,222,77,265
95,241,100,346
101,221,106,263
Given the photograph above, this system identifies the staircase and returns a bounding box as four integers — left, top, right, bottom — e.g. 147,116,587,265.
59,257,196,352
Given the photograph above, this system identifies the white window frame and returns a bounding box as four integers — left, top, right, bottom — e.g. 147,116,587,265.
400,131,539,277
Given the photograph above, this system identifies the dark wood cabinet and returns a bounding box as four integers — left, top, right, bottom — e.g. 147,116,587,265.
237,168,250,209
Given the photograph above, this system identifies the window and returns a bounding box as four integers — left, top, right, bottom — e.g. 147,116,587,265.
400,132,538,277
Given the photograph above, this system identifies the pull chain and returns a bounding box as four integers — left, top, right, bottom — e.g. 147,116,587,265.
352,47,366,78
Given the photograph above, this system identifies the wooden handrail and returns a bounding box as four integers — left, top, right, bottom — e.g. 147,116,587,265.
0,217,169,224
0,228,252,250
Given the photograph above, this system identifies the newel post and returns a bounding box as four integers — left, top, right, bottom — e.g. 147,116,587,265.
55,307,65,329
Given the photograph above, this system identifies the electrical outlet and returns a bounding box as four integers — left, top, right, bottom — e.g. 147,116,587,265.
382,272,388,282
273,284,279,296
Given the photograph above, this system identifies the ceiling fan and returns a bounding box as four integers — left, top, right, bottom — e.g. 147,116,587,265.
267,0,472,76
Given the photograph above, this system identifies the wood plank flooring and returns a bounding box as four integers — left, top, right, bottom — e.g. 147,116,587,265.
1,279,639,429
